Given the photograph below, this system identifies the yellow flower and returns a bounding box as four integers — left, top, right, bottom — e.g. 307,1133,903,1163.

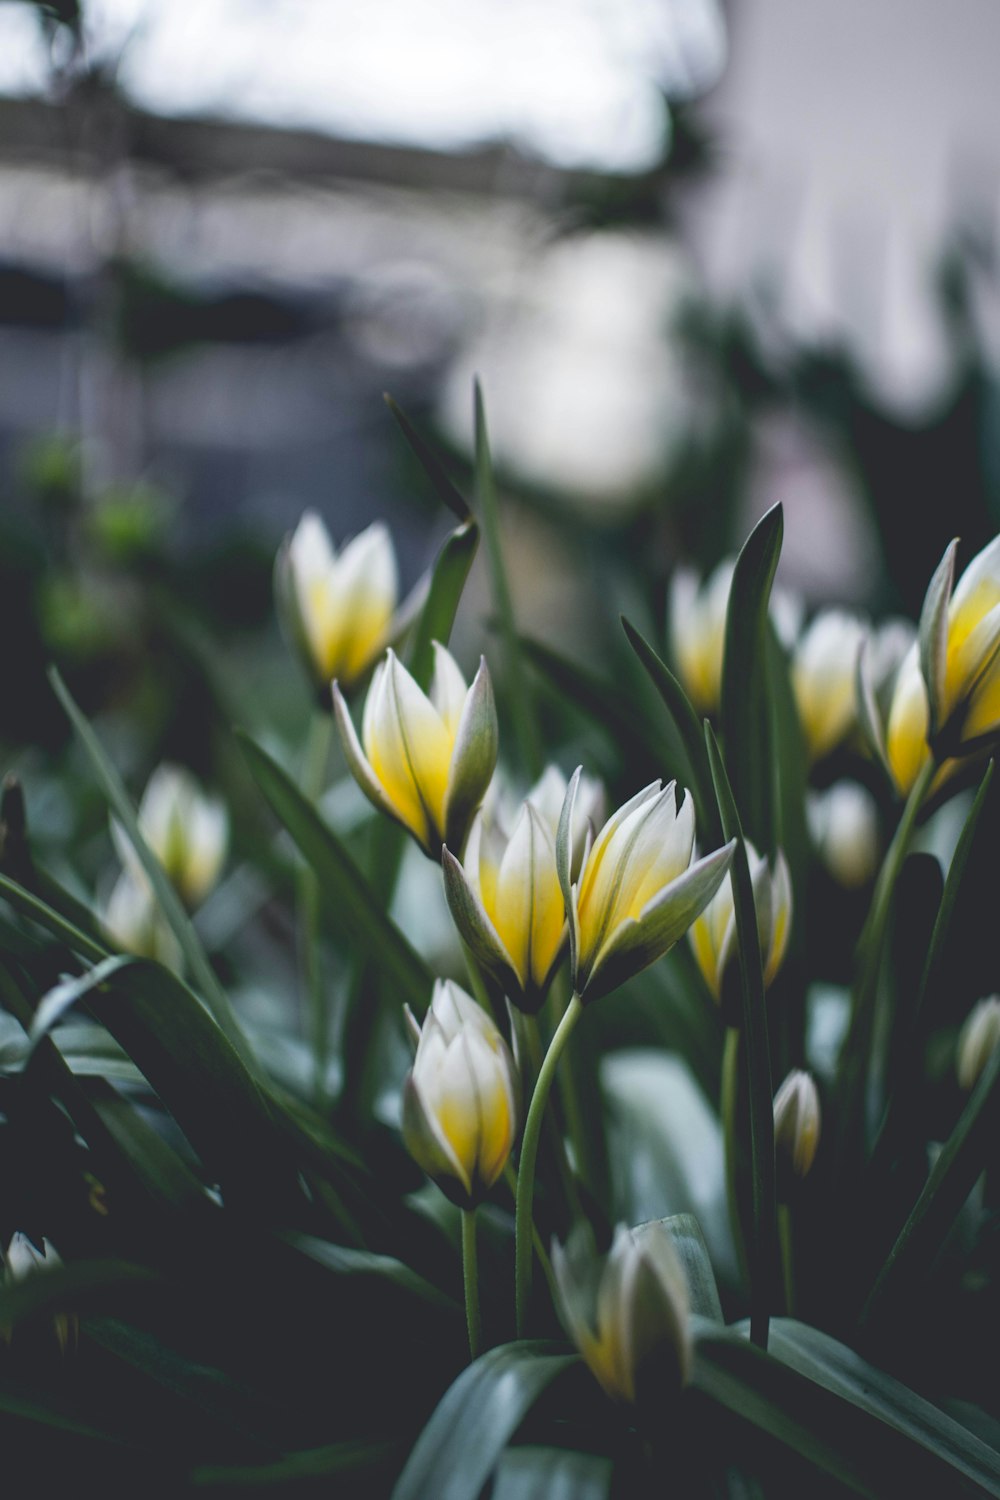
552,1222,690,1405
401,979,519,1206
275,512,399,690
773,1070,821,1198
688,841,791,1008
885,535,1000,790
792,611,866,762
443,800,566,1013
956,997,1000,1093
807,781,879,888
113,763,227,910
333,643,498,859
558,772,735,1003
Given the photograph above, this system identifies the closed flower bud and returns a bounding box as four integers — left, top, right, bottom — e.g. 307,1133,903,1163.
4,1234,77,1354
112,764,227,909
792,611,866,762
552,1222,691,1405
807,781,879,888
557,770,735,1004
669,560,802,718
401,979,519,1206
275,512,399,691
689,842,792,1015
526,765,604,883
885,535,1000,786
333,643,498,860
956,997,1000,1092
773,1070,821,1198
103,869,183,970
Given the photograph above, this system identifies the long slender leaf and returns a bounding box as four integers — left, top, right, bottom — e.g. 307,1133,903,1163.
520,636,664,775
391,1342,577,1500
237,731,433,1014
27,956,298,1208
475,380,542,776
763,1319,1000,1494
0,1257,157,1330
621,615,719,840
408,518,480,691
191,1439,395,1489
0,870,110,962
48,668,251,1063
659,1213,725,1323
690,1320,996,1498
706,725,775,1348
492,1445,614,1500
720,503,783,853
385,394,472,522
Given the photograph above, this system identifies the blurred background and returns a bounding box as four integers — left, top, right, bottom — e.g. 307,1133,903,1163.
4,0,1000,860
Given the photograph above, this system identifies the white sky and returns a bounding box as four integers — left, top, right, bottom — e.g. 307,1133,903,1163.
0,0,726,170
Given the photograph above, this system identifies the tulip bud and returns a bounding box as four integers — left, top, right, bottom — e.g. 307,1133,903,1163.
883,535,1000,786
401,979,519,1207
525,764,604,883
668,559,802,718
792,610,867,762
103,869,183,970
333,643,498,859
112,764,227,910
275,511,399,692
807,781,879,888
558,770,735,1004
689,842,792,1020
4,1234,77,1355
552,1222,691,1405
773,1070,821,1199
443,800,566,1013
956,997,1000,1092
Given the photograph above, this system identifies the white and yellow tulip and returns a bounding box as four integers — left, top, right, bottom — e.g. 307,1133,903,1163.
773,1070,821,1198
275,511,401,691
792,610,866,762
401,979,519,1206
884,535,1000,792
333,643,498,859
689,840,792,1006
113,763,227,911
557,771,735,1004
103,868,184,970
807,781,879,888
443,799,566,1013
552,1221,691,1405
956,997,1000,1093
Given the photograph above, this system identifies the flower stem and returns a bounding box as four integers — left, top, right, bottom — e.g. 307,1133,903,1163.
721,1025,749,1281
515,991,583,1336
299,709,333,1105
462,1207,481,1360
778,1202,796,1316
836,755,935,1162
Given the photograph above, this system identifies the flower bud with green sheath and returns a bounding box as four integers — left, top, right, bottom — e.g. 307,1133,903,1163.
401,979,519,1208
112,763,228,911
333,643,498,860
773,1070,821,1201
957,997,1000,1093
552,1221,691,1406
689,841,792,1026
557,770,736,1005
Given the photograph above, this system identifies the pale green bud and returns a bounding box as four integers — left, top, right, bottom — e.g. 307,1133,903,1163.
773,1070,821,1198
957,997,1000,1093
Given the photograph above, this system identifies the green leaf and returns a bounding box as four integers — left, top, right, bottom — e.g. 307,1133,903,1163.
237,731,433,1014
84,1076,209,1211
191,1439,395,1489
691,1320,995,1498
282,1232,461,1319
27,955,297,1207
706,725,775,1349
391,1342,577,1500
917,760,994,1027
620,615,719,842
408,519,479,691
658,1213,725,1323
763,1319,1000,1496
385,394,472,522
48,668,251,1064
919,538,957,741
0,1257,157,1331
520,636,663,776
475,380,542,777
492,1445,614,1500
720,503,783,853
0,870,110,963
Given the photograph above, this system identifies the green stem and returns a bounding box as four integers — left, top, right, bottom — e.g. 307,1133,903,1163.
778,1202,795,1316
462,1207,481,1360
515,992,583,1336
721,1026,749,1281
299,710,334,1104
836,756,935,1159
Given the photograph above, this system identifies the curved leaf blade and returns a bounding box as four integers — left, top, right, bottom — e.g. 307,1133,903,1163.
408,519,479,691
